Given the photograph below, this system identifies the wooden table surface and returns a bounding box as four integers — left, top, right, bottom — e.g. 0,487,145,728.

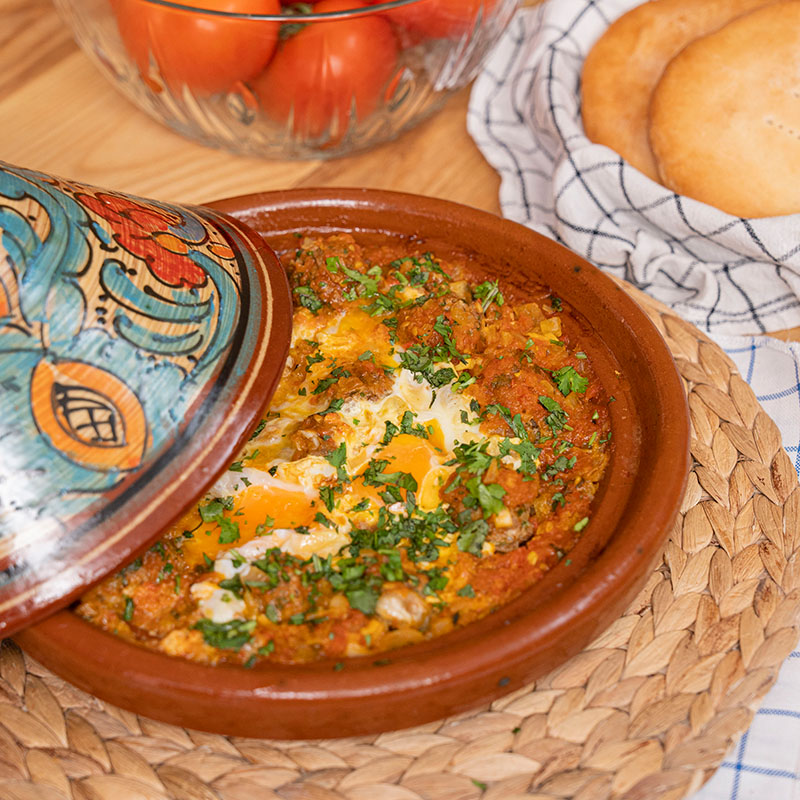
1,0,797,342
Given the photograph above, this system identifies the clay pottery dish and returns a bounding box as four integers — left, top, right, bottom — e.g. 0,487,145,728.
16,189,690,739
0,162,291,636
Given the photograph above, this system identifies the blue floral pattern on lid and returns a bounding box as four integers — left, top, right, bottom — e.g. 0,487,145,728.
0,162,290,634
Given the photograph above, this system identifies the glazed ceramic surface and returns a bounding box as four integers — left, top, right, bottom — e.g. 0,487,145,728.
0,163,291,635
17,189,690,738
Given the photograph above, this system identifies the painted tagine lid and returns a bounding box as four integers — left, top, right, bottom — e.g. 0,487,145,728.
0,161,292,636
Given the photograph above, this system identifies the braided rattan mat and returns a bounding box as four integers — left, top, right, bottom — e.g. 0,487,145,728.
1,284,798,800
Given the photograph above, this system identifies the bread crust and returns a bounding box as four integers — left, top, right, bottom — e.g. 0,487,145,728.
648,0,800,217
581,0,769,181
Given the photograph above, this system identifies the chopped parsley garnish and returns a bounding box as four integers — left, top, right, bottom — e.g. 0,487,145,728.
306,351,325,370
219,574,244,598
319,485,336,512
432,315,465,362
457,518,489,555
542,454,577,481
446,442,506,518
248,418,267,440
381,411,430,445
193,618,256,650
325,442,349,482
552,365,588,396
362,458,418,494
294,285,323,313
498,438,540,477
198,498,240,545
318,398,344,416
473,279,505,312
217,517,240,545
464,477,506,517
312,365,350,394
539,395,569,434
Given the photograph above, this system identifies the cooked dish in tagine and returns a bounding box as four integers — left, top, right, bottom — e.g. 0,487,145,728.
77,233,613,667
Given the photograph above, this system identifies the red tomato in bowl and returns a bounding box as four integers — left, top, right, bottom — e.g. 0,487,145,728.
371,0,499,39
252,0,399,141
113,0,282,95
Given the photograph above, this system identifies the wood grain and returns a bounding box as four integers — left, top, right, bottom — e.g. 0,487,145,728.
0,0,499,211
0,0,795,342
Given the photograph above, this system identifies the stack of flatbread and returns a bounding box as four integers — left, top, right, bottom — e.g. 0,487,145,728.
581,0,800,218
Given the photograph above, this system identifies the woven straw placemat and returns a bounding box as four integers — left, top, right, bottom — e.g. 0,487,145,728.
1,284,798,800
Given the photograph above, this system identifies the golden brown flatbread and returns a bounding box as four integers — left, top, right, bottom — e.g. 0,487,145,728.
580,0,769,181
649,1,800,217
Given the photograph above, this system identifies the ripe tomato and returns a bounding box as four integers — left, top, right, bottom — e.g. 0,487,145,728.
113,0,282,95
371,0,499,39
252,0,399,141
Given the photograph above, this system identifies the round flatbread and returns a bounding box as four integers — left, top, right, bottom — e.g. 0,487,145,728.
581,0,769,181
649,1,800,217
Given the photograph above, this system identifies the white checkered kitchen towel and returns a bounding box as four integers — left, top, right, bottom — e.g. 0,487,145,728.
468,2,800,798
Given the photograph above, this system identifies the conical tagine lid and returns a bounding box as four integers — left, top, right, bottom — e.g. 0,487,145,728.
0,161,291,635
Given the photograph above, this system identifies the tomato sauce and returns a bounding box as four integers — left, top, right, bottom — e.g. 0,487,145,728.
77,234,612,667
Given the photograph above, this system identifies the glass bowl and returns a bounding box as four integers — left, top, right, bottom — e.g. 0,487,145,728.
56,0,519,159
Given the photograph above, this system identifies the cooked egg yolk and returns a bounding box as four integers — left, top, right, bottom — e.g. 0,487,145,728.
377,434,453,511
181,482,318,566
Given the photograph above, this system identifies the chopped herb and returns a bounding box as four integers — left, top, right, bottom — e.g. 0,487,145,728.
539,395,568,434
325,442,348,482
473,279,505,312
312,366,351,394
542,454,577,480
362,458,418,493
123,596,134,622
293,285,323,313
306,351,325,370
573,517,589,532
457,518,489,555
552,365,588,396
193,618,256,650
318,398,344,416
218,516,240,544
464,477,506,518
457,584,475,598
319,485,336,512
248,419,267,440
346,586,379,615
219,574,245,597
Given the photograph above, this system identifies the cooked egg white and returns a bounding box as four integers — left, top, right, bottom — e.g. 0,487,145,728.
191,302,497,623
